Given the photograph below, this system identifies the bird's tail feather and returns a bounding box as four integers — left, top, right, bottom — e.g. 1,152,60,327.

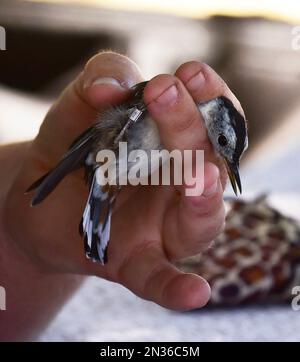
81,169,117,264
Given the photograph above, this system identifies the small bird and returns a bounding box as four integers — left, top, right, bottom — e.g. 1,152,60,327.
26,81,248,264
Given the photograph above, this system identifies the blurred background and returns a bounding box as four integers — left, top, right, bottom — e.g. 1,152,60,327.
1,0,300,341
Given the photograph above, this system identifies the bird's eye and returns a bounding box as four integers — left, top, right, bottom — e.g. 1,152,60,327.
218,134,228,147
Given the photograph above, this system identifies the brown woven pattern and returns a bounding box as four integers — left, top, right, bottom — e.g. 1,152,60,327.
178,195,300,306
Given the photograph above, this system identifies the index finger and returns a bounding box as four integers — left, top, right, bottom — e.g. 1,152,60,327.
143,74,210,152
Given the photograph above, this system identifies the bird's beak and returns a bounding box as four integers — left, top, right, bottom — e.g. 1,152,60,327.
224,159,242,195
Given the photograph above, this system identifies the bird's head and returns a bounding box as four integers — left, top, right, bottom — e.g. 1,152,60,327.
198,96,248,195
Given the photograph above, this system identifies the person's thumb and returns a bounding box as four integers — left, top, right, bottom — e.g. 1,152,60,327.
34,51,143,164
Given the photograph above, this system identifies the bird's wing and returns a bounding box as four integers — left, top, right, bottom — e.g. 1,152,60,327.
80,169,119,264
27,126,96,206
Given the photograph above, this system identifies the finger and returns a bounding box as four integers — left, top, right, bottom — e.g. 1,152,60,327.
165,162,226,260
143,74,209,152
34,51,143,164
117,242,211,311
175,60,245,117
175,61,245,187
81,52,143,109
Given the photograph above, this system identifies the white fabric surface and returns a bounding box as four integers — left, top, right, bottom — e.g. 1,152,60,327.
39,277,300,342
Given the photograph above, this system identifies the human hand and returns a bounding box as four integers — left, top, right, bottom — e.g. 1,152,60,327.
4,52,244,311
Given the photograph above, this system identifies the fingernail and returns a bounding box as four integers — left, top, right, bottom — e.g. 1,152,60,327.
186,71,205,92
202,180,218,197
154,85,178,106
84,77,125,90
